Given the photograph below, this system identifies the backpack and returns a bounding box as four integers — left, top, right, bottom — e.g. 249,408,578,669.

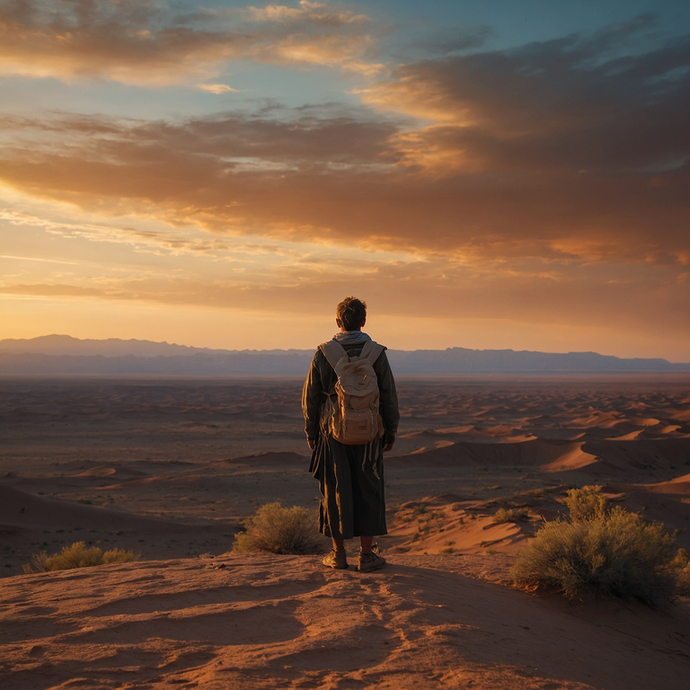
319,339,385,445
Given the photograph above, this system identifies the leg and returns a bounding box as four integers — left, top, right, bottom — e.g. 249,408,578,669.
332,537,345,552
360,535,373,554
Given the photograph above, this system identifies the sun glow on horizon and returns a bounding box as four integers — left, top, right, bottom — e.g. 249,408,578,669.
1,1,688,362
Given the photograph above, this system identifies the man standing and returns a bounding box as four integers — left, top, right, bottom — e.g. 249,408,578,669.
302,296,399,572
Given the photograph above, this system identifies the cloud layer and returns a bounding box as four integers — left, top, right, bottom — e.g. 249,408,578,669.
1,2,688,356
0,0,379,83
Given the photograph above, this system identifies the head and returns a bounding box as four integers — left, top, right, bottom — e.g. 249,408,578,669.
336,296,367,332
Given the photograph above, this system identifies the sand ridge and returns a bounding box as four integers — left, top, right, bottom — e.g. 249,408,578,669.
2,554,690,689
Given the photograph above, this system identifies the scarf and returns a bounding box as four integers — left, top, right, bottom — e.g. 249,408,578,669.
333,330,372,345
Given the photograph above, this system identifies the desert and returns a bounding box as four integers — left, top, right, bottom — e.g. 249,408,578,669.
2,374,690,689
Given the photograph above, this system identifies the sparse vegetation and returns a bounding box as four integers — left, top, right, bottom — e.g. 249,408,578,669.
416,508,444,534
493,507,529,523
671,548,690,597
232,502,323,555
23,541,140,573
418,509,443,523
564,485,607,521
511,507,676,605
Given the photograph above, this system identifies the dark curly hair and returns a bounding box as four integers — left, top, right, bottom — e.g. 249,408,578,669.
336,296,367,331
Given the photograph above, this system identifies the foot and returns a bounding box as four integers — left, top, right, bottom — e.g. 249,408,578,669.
357,547,386,572
322,549,348,569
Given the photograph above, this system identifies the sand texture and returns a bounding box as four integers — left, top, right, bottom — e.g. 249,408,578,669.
3,554,690,690
2,375,690,688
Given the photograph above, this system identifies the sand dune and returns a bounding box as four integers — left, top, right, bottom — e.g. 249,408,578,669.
539,443,600,472
395,439,596,470
3,376,690,687
0,485,229,576
2,555,689,690
0,485,183,532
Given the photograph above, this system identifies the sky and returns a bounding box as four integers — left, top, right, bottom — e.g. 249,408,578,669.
1,0,689,359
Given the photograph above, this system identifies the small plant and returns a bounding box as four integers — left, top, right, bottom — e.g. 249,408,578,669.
418,510,442,523
670,548,690,597
232,502,323,555
23,542,140,573
564,485,607,521
511,507,675,605
493,507,529,523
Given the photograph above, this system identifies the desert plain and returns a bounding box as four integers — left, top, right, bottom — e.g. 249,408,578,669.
1,374,690,689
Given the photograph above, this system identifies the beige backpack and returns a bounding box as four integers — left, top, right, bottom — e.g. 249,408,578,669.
320,340,385,445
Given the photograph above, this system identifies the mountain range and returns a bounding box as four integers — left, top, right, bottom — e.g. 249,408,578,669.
0,335,688,375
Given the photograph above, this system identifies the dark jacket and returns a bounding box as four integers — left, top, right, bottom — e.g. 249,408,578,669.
302,341,400,447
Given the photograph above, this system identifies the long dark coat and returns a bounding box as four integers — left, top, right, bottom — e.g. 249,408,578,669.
302,341,400,539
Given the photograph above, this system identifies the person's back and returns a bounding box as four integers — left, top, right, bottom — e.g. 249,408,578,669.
302,296,399,572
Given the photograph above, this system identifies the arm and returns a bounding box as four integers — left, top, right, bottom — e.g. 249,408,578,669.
374,351,400,451
302,351,323,449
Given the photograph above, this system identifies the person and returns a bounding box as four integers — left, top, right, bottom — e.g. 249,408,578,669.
302,296,399,572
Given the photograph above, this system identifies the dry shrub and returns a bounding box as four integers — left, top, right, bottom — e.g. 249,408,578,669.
565,485,607,521
511,507,675,605
233,502,323,555
671,548,690,597
493,507,529,523
23,542,140,573
102,547,140,564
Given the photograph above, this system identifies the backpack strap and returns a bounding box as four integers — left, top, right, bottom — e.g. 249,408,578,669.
320,339,385,370
320,340,347,371
359,340,385,364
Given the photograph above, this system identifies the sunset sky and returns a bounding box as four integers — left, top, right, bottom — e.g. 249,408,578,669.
1,0,689,359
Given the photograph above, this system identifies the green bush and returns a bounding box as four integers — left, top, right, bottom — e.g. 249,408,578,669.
564,485,607,521
511,507,675,605
23,541,140,573
493,507,529,523
233,502,323,555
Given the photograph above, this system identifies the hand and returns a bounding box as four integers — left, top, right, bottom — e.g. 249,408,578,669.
383,443,394,452
307,439,316,450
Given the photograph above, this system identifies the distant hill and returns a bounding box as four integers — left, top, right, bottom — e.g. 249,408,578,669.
0,334,222,357
0,335,688,375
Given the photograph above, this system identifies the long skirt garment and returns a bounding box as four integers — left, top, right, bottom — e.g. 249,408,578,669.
310,434,387,539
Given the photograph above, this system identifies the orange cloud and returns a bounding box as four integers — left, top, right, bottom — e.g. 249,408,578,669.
1,105,687,266
246,1,367,26
0,0,379,83
2,262,688,346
